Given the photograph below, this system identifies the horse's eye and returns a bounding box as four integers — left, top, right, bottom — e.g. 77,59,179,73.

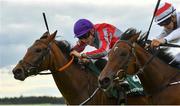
35,48,42,53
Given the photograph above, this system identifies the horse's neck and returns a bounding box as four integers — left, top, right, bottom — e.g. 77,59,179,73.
49,42,98,104
136,45,177,94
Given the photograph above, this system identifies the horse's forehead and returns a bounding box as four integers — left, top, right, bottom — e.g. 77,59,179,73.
111,41,131,56
28,40,46,49
114,41,129,49
109,43,121,56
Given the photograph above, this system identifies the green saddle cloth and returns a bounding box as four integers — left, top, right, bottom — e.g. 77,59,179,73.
85,62,144,97
126,75,144,96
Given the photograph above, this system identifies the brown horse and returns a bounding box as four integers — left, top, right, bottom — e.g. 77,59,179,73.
98,28,180,104
12,31,148,105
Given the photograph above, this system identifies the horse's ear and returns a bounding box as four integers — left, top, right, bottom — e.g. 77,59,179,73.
40,31,49,39
47,30,57,42
129,31,141,43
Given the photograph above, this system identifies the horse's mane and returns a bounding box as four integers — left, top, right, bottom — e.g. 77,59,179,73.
56,40,72,54
120,28,141,41
55,40,79,63
120,28,179,68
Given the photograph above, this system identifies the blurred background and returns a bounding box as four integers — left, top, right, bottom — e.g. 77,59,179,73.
0,0,180,99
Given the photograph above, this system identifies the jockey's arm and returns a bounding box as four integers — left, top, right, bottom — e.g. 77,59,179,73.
164,27,180,42
151,28,180,47
71,40,87,53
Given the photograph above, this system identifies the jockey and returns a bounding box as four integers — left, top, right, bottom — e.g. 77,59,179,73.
70,19,123,70
70,19,144,101
151,2,180,66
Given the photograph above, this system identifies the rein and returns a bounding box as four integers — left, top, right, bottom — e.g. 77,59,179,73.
160,43,180,48
36,40,100,105
35,40,99,104
132,43,160,75
38,54,74,75
57,56,74,72
79,87,100,105
35,40,74,75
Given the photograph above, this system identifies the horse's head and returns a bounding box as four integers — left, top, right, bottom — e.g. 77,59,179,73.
12,31,57,81
98,28,141,90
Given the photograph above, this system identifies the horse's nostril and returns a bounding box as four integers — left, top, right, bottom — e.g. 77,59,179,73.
99,77,111,89
103,77,110,84
13,68,23,75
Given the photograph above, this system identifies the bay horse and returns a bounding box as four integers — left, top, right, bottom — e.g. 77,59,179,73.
98,28,180,104
12,31,148,104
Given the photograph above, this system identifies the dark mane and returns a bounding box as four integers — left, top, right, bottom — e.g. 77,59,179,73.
120,28,179,68
120,28,141,41
55,40,81,64
56,40,71,57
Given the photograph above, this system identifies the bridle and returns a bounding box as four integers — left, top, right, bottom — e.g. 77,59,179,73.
113,40,180,97
19,40,50,76
19,39,74,76
113,40,157,82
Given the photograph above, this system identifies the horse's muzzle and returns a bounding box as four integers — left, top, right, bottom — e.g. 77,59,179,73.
12,67,26,81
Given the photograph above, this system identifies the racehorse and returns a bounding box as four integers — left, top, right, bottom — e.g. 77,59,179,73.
98,28,180,104
12,31,148,104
